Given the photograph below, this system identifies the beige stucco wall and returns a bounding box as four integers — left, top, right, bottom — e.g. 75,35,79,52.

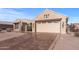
33,9,68,34
32,21,35,32
13,19,33,32
61,17,67,34
13,23,21,32
13,9,68,34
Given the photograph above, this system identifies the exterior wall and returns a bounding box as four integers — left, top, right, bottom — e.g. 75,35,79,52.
14,29,20,32
13,19,22,32
13,19,33,32
35,10,62,20
13,23,21,32
60,17,67,34
32,21,35,32
13,9,68,34
34,9,68,34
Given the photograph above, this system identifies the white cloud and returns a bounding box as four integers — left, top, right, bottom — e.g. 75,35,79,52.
0,8,32,21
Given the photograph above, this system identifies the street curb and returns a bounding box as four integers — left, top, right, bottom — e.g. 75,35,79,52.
48,34,61,50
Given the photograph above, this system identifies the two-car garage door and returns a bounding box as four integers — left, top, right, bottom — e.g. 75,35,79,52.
36,21,61,33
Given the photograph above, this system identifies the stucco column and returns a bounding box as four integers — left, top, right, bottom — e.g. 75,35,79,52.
19,20,22,32
32,21,35,32
13,24,15,31
25,23,27,32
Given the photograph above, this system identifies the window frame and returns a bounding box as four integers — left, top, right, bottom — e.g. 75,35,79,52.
15,23,19,29
44,14,49,19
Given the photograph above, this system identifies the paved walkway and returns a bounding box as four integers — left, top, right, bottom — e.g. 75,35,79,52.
0,32,24,41
53,34,79,50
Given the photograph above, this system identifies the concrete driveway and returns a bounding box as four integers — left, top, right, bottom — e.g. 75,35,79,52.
0,32,24,41
53,34,79,50
0,32,57,50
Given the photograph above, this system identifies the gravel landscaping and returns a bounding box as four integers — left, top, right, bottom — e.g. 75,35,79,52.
0,32,57,50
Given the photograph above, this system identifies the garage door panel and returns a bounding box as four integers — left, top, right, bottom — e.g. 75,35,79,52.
36,21,60,33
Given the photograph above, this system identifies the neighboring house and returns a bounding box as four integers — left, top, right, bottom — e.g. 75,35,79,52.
70,23,79,32
0,21,13,32
13,9,68,34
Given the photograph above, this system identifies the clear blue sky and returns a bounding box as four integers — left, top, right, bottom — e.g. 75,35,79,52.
0,8,79,24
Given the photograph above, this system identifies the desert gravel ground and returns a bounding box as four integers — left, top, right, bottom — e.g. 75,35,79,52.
0,32,57,50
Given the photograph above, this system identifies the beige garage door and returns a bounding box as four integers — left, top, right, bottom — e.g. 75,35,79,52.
36,21,60,33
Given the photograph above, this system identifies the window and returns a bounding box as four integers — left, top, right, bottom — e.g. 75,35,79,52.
44,14,49,19
27,23,32,31
15,23,19,29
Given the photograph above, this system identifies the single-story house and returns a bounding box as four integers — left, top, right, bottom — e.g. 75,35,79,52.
13,19,32,32
0,21,13,32
13,9,68,34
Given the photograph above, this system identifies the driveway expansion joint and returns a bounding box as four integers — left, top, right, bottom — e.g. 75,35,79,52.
48,34,61,50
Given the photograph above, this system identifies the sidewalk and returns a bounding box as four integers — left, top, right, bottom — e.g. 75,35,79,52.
53,34,79,50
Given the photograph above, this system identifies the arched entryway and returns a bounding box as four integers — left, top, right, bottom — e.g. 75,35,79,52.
21,23,32,32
